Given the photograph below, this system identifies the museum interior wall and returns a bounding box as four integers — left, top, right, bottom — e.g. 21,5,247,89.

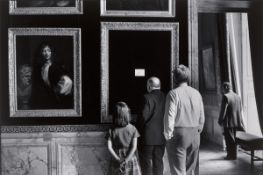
0,0,189,174
0,0,188,126
198,13,224,145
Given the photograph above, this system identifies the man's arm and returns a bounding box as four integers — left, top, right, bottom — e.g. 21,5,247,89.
163,91,177,140
218,96,228,126
137,96,152,132
199,96,205,132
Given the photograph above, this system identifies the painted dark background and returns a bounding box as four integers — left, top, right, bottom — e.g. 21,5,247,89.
16,36,74,73
106,0,169,11
109,31,171,116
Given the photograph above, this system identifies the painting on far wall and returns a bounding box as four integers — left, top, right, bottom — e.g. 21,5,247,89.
8,28,82,117
202,47,217,92
101,0,175,17
9,0,83,15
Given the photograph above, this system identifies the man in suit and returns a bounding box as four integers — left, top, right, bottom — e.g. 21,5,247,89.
218,82,245,160
137,77,166,175
163,65,205,175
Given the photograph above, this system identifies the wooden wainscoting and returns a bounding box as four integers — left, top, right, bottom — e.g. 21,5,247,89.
1,125,111,175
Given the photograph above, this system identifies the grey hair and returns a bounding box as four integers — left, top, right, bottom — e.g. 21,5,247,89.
147,77,161,89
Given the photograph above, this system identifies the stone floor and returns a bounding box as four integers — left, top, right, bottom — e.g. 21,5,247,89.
199,142,263,175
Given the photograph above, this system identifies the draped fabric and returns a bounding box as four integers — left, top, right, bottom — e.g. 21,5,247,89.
248,0,263,134
227,13,250,131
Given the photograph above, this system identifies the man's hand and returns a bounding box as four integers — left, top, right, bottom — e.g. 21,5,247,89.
54,75,72,95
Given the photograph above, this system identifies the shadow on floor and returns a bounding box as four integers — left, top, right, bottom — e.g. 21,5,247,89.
199,141,263,175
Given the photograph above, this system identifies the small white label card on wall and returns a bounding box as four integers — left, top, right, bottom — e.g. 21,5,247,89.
135,69,145,77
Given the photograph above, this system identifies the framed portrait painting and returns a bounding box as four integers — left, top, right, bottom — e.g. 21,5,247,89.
100,0,175,17
8,28,82,117
202,47,217,92
9,0,83,15
100,22,179,122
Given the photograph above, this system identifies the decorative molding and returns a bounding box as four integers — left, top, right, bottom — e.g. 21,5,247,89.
1,125,111,133
100,22,179,123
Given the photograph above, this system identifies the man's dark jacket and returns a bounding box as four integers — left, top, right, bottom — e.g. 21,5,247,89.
218,91,244,130
137,89,166,145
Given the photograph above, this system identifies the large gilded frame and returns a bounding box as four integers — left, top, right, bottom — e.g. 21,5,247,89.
100,22,179,122
100,0,175,17
9,0,83,15
8,28,82,117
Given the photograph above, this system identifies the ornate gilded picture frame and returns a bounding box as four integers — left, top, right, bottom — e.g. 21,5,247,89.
100,22,179,122
100,0,175,17
9,0,83,15
8,28,82,117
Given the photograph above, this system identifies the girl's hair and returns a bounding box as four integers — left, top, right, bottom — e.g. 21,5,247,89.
113,101,130,127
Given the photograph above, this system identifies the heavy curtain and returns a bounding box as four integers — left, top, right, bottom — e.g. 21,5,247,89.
248,0,263,134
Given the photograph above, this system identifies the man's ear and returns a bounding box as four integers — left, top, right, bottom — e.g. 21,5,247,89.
147,85,151,93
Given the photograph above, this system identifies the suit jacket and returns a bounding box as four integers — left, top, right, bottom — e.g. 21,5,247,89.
218,91,244,130
137,90,166,145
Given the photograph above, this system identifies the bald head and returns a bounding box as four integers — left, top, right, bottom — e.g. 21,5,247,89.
147,77,161,92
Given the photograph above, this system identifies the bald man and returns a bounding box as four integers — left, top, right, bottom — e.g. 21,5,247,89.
137,77,166,175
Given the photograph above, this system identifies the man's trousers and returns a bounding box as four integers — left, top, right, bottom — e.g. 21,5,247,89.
224,128,237,159
138,144,165,175
166,127,200,175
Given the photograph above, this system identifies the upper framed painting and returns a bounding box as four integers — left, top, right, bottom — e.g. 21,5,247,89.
8,28,82,117
9,0,83,15
100,0,175,17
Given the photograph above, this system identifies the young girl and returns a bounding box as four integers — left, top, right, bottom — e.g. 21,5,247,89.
106,102,141,175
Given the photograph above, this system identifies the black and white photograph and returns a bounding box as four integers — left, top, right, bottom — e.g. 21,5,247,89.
9,0,83,14
1,0,263,175
8,28,81,117
101,0,175,17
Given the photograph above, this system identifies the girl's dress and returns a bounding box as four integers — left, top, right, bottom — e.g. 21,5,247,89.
106,123,141,175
